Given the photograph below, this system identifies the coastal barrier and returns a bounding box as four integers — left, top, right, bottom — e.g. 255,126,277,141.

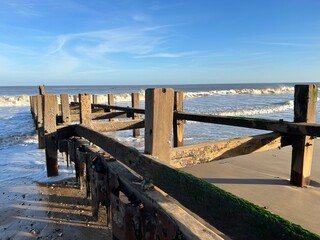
29,85,320,239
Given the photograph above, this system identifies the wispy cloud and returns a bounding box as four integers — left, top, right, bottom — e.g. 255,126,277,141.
46,26,170,59
134,51,199,58
255,41,320,48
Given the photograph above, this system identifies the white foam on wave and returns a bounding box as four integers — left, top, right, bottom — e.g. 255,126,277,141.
96,93,146,104
0,95,31,107
217,100,294,116
31,156,76,183
0,86,297,106
184,86,295,99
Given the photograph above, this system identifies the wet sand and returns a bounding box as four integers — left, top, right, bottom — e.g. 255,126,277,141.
0,178,112,240
183,140,320,236
1,141,320,239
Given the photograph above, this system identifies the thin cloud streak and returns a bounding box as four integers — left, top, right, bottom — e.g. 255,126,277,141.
45,26,171,58
256,41,320,48
134,51,199,58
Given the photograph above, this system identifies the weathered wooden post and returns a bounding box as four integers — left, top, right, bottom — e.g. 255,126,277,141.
173,91,184,147
36,95,45,149
43,94,58,177
108,94,115,121
290,84,318,187
132,93,140,137
39,85,46,95
78,94,92,188
79,94,92,127
145,88,174,163
73,95,78,103
108,94,114,107
93,95,98,104
32,96,38,125
60,94,71,124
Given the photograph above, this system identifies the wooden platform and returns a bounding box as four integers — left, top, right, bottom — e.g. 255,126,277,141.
182,140,320,235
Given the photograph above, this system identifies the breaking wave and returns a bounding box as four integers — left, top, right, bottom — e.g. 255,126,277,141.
217,100,294,117
183,86,295,99
0,86,297,107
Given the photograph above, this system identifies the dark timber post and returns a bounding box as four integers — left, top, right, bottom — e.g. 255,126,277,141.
93,95,98,104
78,94,92,188
43,94,58,177
173,91,184,147
36,95,45,149
79,94,92,127
145,88,174,163
290,84,318,187
108,94,115,121
32,96,38,125
39,85,46,95
108,94,115,107
132,93,140,137
60,94,70,124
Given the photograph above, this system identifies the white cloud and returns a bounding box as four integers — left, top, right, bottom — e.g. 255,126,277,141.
134,51,198,58
46,26,170,59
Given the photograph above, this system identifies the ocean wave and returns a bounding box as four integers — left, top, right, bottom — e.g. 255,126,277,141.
183,86,295,99
0,133,37,150
0,86,304,107
96,93,146,104
0,95,31,107
216,100,294,117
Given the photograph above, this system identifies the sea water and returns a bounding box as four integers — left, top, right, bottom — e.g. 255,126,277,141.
0,83,319,183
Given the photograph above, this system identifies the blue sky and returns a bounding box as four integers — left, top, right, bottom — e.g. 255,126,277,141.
0,0,320,86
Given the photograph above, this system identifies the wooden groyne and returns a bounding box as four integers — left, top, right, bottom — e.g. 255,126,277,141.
29,85,320,240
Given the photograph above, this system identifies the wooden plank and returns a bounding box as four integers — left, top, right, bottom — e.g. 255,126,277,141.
70,108,105,115
74,139,223,240
43,94,58,177
93,95,98,104
70,111,129,122
73,95,78,103
108,94,115,115
60,94,70,124
145,88,174,163
67,124,319,239
175,112,320,137
33,96,38,124
39,85,46,95
92,119,144,132
36,95,45,149
170,133,289,168
290,84,318,187
30,96,37,121
131,93,140,137
173,91,184,147
92,103,145,114
79,94,92,127
36,95,43,129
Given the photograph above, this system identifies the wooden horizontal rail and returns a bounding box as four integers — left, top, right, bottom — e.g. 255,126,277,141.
91,119,144,132
74,139,223,240
170,132,290,168
92,103,145,114
57,124,319,239
175,112,320,136
70,111,131,122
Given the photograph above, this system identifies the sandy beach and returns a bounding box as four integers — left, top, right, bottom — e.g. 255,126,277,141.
0,178,111,240
0,140,319,239
183,140,320,236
